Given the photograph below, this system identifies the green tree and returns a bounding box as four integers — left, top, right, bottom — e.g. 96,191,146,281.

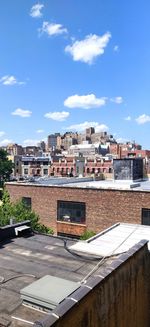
0,149,13,187
0,189,54,235
0,189,13,226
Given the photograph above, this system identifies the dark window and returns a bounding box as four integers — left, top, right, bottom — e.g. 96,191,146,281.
22,197,32,209
24,168,28,175
142,208,150,225
43,169,48,175
57,201,86,224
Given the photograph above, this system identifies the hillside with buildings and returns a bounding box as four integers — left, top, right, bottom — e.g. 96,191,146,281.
1,127,150,181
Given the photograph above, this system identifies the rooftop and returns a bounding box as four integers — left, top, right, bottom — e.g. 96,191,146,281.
0,222,149,326
0,230,112,326
7,177,150,192
70,222,150,256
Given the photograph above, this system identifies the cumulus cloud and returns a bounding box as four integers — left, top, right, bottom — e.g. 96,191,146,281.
36,129,44,133
0,139,13,146
65,121,109,132
65,32,111,64
30,3,44,18
135,114,150,124
0,75,25,86
23,139,40,146
0,131,5,137
110,96,123,104
125,116,131,121
64,94,106,109
44,111,69,121
113,45,119,52
11,108,32,118
39,22,68,36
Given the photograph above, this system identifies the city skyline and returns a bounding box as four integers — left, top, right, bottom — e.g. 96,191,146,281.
0,0,150,149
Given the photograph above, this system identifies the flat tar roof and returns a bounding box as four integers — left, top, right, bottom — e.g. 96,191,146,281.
0,232,113,326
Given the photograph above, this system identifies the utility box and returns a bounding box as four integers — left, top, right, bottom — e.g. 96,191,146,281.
113,158,143,181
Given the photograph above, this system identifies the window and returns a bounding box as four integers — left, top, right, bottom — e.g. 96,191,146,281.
24,168,28,175
22,197,32,209
43,161,48,166
142,208,150,225
57,201,86,224
43,169,48,175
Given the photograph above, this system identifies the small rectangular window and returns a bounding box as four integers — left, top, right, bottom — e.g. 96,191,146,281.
142,208,150,225
43,169,48,175
24,168,28,175
57,201,86,224
22,197,32,210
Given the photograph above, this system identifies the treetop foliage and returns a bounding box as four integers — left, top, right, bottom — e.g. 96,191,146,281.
0,189,54,235
0,149,14,186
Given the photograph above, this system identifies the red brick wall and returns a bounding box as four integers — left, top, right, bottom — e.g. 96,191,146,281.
6,183,150,235
57,222,86,236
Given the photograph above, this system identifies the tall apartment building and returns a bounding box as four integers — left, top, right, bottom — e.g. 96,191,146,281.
6,143,23,156
61,132,78,150
47,133,60,151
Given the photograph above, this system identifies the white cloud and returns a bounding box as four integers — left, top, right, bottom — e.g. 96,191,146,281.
65,121,109,132
0,139,13,146
135,114,150,124
39,22,68,36
64,94,106,109
0,131,5,137
30,4,44,18
23,139,40,146
113,45,119,52
36,129,44,133
110,96,123,104
65,32,111,64
44,111,69,121
95,124,109,133
11,108,32,118
0,75,25,86
125,116,131,121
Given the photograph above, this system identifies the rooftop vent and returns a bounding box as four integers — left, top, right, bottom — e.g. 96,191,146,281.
20,275,79,311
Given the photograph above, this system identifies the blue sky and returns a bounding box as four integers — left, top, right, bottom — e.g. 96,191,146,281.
0,0,150,149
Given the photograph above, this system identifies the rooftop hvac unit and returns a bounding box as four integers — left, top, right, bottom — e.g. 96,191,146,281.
20,275,79,311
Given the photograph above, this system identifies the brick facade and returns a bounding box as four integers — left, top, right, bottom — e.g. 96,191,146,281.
6,182,150,236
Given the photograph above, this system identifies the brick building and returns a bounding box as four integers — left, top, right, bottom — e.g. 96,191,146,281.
6,178,150,237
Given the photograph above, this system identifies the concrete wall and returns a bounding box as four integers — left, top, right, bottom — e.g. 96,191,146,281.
6,183,150,235
34,241,150,327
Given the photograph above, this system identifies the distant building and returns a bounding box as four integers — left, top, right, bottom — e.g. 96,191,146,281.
6,143,23,156
38,141,46,152
21,156,51,177
47,133,60,151
23,146,40,156
69,142,101,157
